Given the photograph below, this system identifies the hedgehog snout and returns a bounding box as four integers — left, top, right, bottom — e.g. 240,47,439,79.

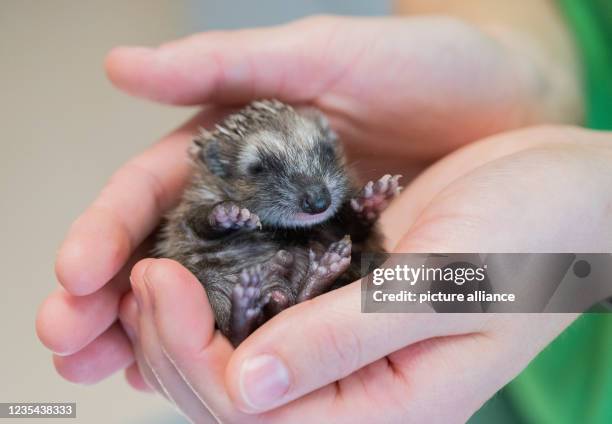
299,184,331,214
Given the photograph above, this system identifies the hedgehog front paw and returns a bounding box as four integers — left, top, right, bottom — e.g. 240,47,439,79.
229,265,268,346
209,203,261,231
298,235,352,302
350,174,402,222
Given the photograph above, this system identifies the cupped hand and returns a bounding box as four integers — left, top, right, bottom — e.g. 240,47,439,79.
105,15,574,164
36,108,227,385
37,14,579,389
119,126,612,422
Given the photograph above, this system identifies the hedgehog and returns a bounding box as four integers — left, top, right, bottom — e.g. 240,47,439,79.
155,100,401,346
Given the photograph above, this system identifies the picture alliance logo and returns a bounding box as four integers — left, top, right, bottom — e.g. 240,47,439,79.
371,263,488,286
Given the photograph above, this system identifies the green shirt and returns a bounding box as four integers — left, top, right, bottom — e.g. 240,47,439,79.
472,1,612,423
560,0,612,130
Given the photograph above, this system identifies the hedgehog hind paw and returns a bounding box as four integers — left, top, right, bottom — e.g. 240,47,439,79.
229,265,269,346
297,236,352,302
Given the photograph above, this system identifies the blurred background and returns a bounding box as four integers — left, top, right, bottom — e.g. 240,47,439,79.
0,1,388,423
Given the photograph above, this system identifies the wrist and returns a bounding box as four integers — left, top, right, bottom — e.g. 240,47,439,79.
483,25,584,125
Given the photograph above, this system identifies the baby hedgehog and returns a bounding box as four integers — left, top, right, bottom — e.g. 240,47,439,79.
156,100,401,346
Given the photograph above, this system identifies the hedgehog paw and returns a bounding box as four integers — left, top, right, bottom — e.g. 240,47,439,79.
209,203,261,231
350,174,402,222
229,265,268,346
263,288,293,318
266,250,294,277
298,235,352,302
258,251,295,317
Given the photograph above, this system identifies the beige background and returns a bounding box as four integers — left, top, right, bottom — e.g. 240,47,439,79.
1,1,194,423
0,1,387,423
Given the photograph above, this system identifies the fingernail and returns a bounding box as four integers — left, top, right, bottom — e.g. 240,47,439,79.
239,354,290,410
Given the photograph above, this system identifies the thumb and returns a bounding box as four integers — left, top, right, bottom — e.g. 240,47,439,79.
104,16,350,105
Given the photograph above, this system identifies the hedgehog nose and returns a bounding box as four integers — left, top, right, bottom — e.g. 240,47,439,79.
300,185,331,214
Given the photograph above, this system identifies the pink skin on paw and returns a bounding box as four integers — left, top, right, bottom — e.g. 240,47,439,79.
351,174,402,221
210,204,261,230
298,236,352,302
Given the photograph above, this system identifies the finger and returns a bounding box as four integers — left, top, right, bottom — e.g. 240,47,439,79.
396,141,612,254
37,240,153,355
118,289,166,397
105,16,347,105
142,256,488,423
55,108,227,296
52,323,133,384
224,281,487,413
257,318,573,422
125,363,154,393
131,259,216,422
382,125,612,248
230,140,609,412
307,333,502,423
141,258,260,423
118,290,140,343
37,286,122,356
379,315,576,422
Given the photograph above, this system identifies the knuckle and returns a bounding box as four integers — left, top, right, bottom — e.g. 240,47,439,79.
53,354,88,384
130,258,155,285
315,317,363,379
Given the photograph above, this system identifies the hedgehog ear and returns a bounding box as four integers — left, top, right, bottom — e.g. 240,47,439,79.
203,140,229,177
298,107,338,144
190,137,228,177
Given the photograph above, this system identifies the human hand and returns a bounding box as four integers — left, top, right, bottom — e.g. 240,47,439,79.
35,108,228,386
104,15,580,168
119,126,612,422
37,14,582,390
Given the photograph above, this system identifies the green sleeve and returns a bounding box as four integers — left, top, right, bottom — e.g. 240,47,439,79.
558,0,612,129
507,314,612,424
471,2,612,423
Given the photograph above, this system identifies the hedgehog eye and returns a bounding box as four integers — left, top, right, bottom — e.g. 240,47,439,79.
248,162,264,175
321,142,336,160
